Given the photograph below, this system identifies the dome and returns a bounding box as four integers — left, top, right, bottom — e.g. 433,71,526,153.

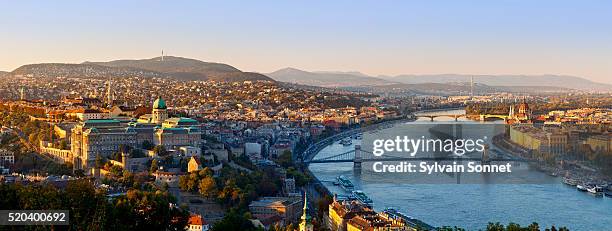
153,96,167,109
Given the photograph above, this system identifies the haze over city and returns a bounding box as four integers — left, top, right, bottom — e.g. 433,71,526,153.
1,0,611,83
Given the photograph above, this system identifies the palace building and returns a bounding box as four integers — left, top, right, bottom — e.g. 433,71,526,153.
70,96,202,171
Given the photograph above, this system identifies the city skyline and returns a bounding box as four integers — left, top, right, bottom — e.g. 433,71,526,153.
1,1,611,83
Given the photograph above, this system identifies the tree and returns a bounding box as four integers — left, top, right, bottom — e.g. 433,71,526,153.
211,209,258,231
527,223,540,231
95,154,106,169
277,150,293,168
150,159,159,173
198,176,217,198
74,169,86,177
487,223,505,231
142,140,154,150
153,145,169,156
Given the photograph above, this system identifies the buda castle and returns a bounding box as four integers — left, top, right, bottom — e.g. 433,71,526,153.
71,96,202,171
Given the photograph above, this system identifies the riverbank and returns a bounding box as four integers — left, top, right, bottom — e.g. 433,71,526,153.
493,133,612,188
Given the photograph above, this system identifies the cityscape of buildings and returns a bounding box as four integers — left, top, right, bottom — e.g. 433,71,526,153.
0,62,610,231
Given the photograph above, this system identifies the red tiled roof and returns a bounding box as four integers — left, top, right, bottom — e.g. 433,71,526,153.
188,215,207,225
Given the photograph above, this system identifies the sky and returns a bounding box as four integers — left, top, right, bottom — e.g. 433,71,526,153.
1,0,611,83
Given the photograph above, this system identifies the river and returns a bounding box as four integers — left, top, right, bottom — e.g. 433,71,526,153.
308,110,612,230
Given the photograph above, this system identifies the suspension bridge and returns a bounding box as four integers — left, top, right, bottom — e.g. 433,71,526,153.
304,145,532,169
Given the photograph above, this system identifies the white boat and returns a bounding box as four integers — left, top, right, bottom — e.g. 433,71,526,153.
587,186,604,196
576,184,587,192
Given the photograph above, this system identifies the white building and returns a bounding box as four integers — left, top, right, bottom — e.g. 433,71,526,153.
180,146,201,157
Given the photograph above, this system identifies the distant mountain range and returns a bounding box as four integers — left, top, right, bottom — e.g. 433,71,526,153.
268,68,611,91
0,71,8,77
379,74,611,91
267,68,394,88
7,57,610,92
10,56,274,82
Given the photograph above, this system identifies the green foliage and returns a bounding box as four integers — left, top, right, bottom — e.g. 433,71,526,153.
142,140,154,150
178,166,279,209
0,180,189,230
211,209,259,231
286,167,312,187
276,150,293,168
153,145,169,156
484,222,569,231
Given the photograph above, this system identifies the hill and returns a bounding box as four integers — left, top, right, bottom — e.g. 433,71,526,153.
378,74,611,91
10,56,274,82
86,56,273,81
269,68,609,91
11,63,165,79
267,68,394,87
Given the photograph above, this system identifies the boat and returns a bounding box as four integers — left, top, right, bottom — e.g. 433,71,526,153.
587,186,604,196
336,175,354,191
351,190,373,206
563,177,578,186
576,184,587,192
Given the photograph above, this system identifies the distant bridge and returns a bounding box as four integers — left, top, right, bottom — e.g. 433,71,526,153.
479,114,510,121
304,146,532,169
415,114,467,122
413,114,511,122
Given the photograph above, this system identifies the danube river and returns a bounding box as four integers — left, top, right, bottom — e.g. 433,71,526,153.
308,110,612,230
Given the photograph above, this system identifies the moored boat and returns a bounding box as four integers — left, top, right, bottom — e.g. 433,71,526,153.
576,184,587,192
351,190,373,206
336,175,354,191
587,186,604,196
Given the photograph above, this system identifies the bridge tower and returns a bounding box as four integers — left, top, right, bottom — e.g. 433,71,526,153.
354,145,362,170
481,144,490,164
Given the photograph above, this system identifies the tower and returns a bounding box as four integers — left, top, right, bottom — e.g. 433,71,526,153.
106,76,113,106
299,192,313,231
121,152,129,170
19,86,25,101
161,49,164,61
152,96,168,124
353,145,362,170
470,76,474,98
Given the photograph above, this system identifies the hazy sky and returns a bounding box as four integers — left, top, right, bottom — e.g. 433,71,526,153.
1,1,611,83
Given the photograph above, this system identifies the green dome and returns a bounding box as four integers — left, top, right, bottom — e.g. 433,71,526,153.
153,96,167,109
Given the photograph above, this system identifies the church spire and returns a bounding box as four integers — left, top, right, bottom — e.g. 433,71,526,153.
299,192,313,231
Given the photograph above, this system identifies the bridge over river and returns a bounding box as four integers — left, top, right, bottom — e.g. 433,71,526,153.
414,114,510,122
304,145,532,169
